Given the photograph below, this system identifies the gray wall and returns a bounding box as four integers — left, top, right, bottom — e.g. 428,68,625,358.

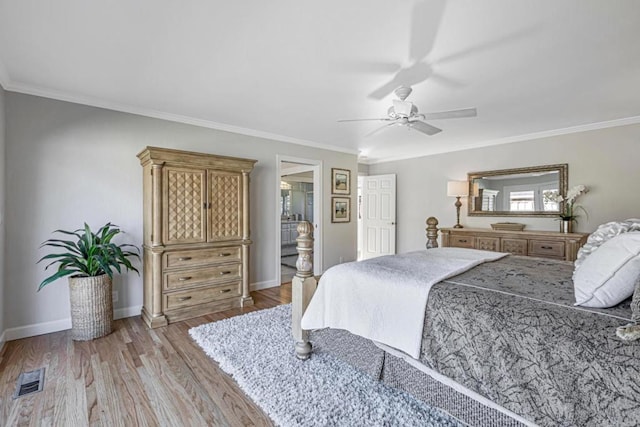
369,123,640,254
5,93,357,331
0,85,5,344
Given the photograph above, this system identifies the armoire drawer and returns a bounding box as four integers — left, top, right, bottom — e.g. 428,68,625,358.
163,263,242,290
163,246,241,270
164,281,241,310
529,240,565,259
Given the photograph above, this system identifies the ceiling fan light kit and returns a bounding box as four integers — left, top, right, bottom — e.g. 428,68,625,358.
339,86,477,137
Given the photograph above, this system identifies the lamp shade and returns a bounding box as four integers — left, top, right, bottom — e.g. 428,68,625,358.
447,181,469,197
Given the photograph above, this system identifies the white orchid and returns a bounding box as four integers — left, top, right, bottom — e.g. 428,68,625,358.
565,184,588,204
559,184,589,220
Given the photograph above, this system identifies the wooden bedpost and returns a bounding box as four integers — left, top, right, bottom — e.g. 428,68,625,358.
291,221,317,360
426,217,439,249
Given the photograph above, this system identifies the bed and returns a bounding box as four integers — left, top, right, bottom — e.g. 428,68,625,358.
290,218,640,427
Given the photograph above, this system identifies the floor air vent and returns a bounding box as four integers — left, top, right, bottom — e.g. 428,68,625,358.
13,368,45,399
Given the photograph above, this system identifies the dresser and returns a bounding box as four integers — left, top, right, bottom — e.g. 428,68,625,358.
441,228,588,262
137,147,257,328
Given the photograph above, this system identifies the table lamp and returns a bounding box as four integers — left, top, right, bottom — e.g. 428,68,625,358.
447,181,469,228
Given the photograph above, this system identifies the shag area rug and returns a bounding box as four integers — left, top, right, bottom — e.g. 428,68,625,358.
189,304,461,427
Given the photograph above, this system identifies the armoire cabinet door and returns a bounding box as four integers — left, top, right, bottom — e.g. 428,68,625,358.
207,170,243,241
163,167,207,245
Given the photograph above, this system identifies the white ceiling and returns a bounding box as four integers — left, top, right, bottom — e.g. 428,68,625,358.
1,0,639,163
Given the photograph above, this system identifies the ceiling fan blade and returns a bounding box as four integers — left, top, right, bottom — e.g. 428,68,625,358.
365,122,399,137
338,60,401,74
433,26,537,67
423,108,477,120
337,118,392,123
409,0,446,62
368,77,403,100
429,72,465,89
408,120,442,136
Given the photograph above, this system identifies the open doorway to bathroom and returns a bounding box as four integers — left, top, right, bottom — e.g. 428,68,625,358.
277,156,322,284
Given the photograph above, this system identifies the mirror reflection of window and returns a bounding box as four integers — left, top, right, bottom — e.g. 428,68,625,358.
509,191,535,211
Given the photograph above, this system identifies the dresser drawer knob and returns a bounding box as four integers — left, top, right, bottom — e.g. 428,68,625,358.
459,239,468,243
541,246,553,250
178,296,192,302
219,271,232,276
220,289,231,294
178,276,192,281
219,253,232,257
178,257,192,261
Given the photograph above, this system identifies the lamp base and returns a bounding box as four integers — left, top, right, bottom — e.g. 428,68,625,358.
453,197,464,229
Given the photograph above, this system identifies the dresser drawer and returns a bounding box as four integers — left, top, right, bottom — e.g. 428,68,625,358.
502,238,528,256
529,240,565,259
450,235,475,249
164,263,242,290
164,281,241,310
163,246,241,270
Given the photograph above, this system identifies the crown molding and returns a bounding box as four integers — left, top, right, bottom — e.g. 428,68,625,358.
4,81,359,156
367,115,640,165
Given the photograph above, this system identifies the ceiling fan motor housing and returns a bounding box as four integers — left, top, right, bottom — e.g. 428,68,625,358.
390,100,417,118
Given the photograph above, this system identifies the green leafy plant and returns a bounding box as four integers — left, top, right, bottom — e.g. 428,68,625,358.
37,223,140,291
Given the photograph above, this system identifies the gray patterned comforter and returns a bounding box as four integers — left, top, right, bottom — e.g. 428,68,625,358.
420,256,639,426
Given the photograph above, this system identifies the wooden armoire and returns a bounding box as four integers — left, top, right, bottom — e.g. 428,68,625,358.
137,147,257,328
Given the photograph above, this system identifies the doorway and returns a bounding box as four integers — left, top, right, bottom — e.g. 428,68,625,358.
276,156,323,284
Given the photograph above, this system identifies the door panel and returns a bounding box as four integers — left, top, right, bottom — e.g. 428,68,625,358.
361,174,396,260
208,170,243,242
163,167,207,245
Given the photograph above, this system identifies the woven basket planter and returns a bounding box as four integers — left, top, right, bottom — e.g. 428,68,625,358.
68,274,113,341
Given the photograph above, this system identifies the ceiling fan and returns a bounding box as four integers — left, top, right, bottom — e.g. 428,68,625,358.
338,86,477,136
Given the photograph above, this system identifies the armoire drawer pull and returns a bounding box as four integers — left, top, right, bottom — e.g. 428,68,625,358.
219,289,231,294
540,246,553,250
458,239,468,243
219,271,232,276
219,253,232,257
178,296,192,302
178,276,192,281
178,257,192,261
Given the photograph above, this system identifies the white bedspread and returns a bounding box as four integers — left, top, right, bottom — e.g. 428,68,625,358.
301,247,508,358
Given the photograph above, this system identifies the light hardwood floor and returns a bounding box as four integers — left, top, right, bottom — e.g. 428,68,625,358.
0,284,292,426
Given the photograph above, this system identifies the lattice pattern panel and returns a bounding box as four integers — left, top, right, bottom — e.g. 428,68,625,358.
167,170,204,242
477,238,499,252
502,239,527,255
209,173,241,239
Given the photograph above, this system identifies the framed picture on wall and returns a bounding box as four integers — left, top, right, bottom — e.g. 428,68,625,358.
331,168,351,195
331,197,350,223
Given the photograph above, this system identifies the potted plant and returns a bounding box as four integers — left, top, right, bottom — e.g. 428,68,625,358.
556,184,589,233
38,223,140,340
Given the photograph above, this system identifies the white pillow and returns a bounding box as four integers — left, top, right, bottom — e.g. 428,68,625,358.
574,232,640,308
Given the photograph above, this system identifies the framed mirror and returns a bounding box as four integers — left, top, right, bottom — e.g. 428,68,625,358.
468,164,567,217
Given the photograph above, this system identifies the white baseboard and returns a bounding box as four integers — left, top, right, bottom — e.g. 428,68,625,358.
3,305,142,342
4,318,71,341
250,280,280,291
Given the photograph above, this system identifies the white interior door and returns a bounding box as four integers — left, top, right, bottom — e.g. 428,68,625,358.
361,174,396,260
